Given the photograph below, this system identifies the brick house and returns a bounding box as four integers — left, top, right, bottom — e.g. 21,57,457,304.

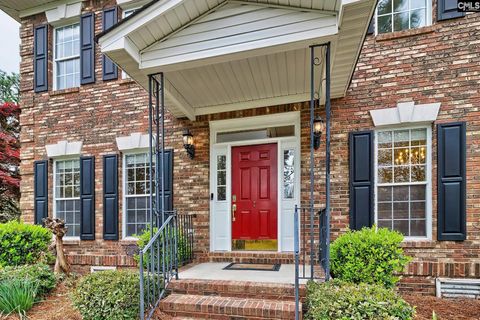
1,0,479,304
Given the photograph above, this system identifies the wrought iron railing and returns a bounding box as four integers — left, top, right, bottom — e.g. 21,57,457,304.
139,211,194,320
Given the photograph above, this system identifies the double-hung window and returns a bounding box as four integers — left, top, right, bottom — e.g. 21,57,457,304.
124,153,153,237
376,0,430,34
54,23,80,90
376,127,431,238
54,159,81,237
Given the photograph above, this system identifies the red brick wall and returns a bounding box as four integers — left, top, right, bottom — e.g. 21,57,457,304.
18,1,480,292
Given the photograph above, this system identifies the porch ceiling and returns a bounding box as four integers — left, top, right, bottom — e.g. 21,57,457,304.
98,0,376,121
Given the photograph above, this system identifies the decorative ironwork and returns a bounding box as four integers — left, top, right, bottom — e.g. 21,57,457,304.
294,42,331,320
139,73,195,320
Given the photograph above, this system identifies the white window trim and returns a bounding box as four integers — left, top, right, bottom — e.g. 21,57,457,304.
122,149,151,240
53,157,81,240
53,22,80,91
374,125,432,241
374,0,433,36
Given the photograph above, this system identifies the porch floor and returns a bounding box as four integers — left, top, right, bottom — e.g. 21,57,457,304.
178,262,311,284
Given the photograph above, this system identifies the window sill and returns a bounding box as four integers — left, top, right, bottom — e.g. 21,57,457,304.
401,239,436,248
50,87,80,96
121,237,139,243
62,237,81,244
375,25,437,42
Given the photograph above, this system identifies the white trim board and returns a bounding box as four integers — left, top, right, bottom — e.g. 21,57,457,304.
209,111,301,252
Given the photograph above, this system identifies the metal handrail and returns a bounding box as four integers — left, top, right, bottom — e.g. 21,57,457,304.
139,212,178,320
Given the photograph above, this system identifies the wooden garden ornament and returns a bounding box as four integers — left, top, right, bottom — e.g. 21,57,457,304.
43,217,70,274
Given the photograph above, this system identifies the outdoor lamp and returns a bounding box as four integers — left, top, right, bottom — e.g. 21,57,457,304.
183,129,195,159
313,116,324,150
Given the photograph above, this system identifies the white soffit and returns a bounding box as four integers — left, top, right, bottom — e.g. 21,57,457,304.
46,140,83,158
116,133,150,151
370,101,441,127
99,0,376,120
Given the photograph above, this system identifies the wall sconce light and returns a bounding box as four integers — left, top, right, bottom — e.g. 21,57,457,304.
313,116,324,150
183,129,195,159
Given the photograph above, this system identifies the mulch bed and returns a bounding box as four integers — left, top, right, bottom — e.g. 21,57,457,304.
403,294,480,320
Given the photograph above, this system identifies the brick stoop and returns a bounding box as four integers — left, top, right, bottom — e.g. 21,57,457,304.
157,279,304,319
168,279,306,301
159,294,298,319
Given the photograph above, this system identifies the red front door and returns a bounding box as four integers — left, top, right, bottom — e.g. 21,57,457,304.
231,143,278,241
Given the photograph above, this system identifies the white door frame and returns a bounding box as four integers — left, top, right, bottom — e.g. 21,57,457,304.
209,111,301,252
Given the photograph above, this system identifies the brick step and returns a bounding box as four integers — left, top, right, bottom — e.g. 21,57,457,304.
159,294,300,320
168,279,306,301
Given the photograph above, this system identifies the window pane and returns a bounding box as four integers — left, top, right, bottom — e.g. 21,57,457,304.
393,186,409,201
410,147,426,164
393,220,409,235
378,131,392,148
410,0,425,9
378,167,393,183
217,171,226,186
393,202,409,219
411,201,425,219
217,155,226,170
378,15,393,34
411,165,426,182
411,129,427,146
378,0,392,14
393,0,408,12
410,185,425,200
394,130,409,147
410,220,426,237
378,203,392,219
394,12,409,31
217,186,226,201
378,186,392,201
410,9,426,29
378,149,392,166
378,219,392,229
283,149,295,199
394,166,409,183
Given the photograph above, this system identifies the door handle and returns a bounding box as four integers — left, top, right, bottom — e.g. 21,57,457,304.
232,204,237,222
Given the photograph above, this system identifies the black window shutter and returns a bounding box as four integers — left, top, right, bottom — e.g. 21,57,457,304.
437,122,466,241
349,131,374,230
102,7,118,81
80,13,95,85
103,155,118,240
34,25,48,93
367,16,375,35
157,150,174,212
438,0,465,21
34,160,48,225
80,156,95,240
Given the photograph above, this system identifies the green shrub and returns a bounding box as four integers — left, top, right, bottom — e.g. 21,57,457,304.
0,264,56,297
135,226,191,267
330,226,411,288
0,221,52,267
72,270,140,320
305,280,415,320
0,279,38,316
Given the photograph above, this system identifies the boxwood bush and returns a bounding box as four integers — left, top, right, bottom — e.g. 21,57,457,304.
305,280,415,320
72,270,140,320
0,221,52,267
0,264,56,297
135,226,191,267
330,226,411,288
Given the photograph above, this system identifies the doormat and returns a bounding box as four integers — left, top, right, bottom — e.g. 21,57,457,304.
223,263,281,271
